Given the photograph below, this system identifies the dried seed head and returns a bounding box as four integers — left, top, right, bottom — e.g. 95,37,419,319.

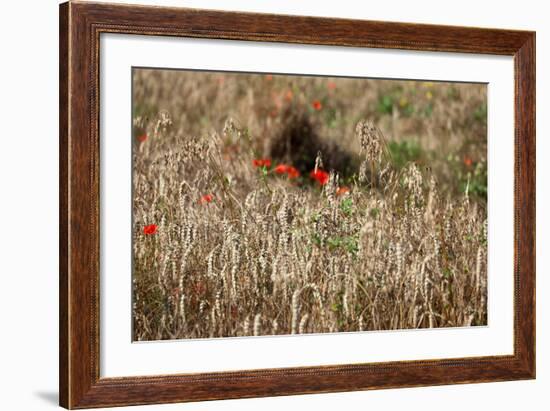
314,151,324,174
299,314,309,334
272,319,279,335
356,120,383,164
253,313,262,336
291,289,301,334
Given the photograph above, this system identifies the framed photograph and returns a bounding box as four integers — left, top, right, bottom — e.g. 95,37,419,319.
59,1,535,408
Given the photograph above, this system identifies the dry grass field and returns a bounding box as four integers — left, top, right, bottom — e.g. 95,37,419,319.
132,69,488,341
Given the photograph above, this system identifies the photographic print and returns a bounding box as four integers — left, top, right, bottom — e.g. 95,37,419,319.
132,69,488,341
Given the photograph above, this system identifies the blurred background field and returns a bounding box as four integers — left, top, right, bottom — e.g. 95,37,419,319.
133,69,487,200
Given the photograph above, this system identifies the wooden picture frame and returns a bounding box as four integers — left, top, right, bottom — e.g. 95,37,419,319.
59,1,535,408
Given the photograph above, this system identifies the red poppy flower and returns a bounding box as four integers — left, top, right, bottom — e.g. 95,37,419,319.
274,164,301,179
327,81,337,90
252,158,272,168
285,90,294,102
463,156,473,167
336,186,350,196
286,166,300,179
312,100,322,111
200,194,213,204
275,164,290,174
143,224,157,235
310,169,330,185
265,74,273,81
137,133,147,143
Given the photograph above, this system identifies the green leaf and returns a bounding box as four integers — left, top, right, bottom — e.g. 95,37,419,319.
340,198,354,216
377,95,394,115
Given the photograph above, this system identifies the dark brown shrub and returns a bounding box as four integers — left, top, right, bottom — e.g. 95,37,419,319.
269,106,359,178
